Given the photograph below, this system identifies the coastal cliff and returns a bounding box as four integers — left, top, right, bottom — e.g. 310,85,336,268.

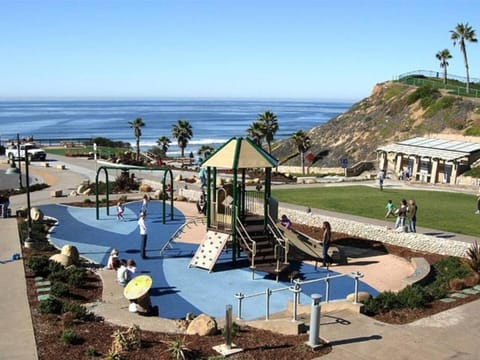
272,81,480,168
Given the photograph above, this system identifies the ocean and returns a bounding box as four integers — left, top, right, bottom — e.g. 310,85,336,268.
0,100,352,156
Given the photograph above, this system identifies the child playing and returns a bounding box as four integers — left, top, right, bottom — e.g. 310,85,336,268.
126,259,137,281
116,259,128,286
385,200,395,218
117,201,125,221
106,248,119,270
280,214,292,230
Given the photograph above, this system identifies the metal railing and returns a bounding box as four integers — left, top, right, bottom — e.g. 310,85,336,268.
159,217,205,255
266,213,289,264
234,271,364,321
235,215,257,278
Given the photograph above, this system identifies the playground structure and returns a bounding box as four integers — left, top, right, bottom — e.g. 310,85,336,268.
94,164,174,223
184,137,345,280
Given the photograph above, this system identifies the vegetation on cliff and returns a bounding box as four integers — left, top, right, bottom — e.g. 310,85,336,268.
272,82,480,167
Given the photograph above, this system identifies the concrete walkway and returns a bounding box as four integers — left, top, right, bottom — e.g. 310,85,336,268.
1,154,480,359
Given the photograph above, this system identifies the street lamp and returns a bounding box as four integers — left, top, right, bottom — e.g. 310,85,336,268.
23,144,34,248
5,134,23,188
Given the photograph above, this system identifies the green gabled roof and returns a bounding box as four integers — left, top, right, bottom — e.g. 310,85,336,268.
201,137,278,169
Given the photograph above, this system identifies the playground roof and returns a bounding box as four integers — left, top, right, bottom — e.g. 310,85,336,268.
202,137,278,169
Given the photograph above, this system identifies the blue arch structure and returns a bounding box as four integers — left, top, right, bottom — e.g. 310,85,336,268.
95,165,174,223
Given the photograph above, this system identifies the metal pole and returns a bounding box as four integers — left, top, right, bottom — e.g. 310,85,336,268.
16,134,23,189
307,294,322,349
235,293,244,320
325,274,330,303
225,304,233,350
24,144,33,247
265,288,271,320
290,283,301,322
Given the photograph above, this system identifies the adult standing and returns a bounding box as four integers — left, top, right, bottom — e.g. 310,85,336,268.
1,192,10,218
408,199,417,233
395,199,408,231
322,221,332,268
138,212,148,259
141,194,149,215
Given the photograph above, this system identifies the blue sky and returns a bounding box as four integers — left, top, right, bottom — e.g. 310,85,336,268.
0,0,479,101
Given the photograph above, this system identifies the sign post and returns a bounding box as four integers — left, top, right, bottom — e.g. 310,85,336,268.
339,158,348,177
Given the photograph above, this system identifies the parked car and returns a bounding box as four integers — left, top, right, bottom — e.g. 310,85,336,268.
5,143,47,161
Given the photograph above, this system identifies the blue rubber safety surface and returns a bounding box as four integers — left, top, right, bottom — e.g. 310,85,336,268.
40,201,379,320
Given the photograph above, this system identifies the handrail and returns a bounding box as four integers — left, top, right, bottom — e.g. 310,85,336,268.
235,271,364,320
266,214,289,264
235,216,257,276
159,217,205,255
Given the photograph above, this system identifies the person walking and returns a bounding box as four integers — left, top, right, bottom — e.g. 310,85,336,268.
322,221,332,268
141,194,149,215
137,212,148,259
377,170,385,191
408,199,417,233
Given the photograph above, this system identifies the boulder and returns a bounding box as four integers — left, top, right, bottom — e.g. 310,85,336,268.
346,291,372,303
50,254,72,267
139,183,152,192
174,195,187,202
30,207,44,222
186,314,217,336
82,188,92,196
174,174,183,182
61,245,80,264
154,190,162,200
77,184,87,194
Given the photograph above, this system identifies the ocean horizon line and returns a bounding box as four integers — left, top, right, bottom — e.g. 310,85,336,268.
0,96,359,104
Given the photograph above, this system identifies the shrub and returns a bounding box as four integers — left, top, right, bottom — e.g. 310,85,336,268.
84,198,93,204
464,126,480,136
424,96,457,118
60,329,81,345
66,267,87,287
48,262,68,282
50,282,70,298
26,255,50,276
406,85,440,108
62,301,88,320
162,337,193,360
85,346,99,357
39,297,64,314
396,285,428,308
465,240,480,273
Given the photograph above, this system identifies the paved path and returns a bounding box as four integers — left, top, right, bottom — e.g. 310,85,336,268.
1,154,480,359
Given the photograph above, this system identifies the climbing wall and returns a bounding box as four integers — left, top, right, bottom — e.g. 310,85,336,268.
189,231,231,272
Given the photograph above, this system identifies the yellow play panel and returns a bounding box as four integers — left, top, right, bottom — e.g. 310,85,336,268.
123,275,152,300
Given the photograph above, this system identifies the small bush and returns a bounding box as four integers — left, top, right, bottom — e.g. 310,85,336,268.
26,255,50,276
464,126,480,136
85,346,99,357
396,285,428,308
465,240,480,273
66,267,87,287
48,262,68,283
50,282,70,298
84,198,93,204
406,85,440,108
60,329,81,345
39,297,64,314
162,337,193,360
63,301,88,320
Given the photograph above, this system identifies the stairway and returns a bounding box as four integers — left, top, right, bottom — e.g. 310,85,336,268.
239,215,290,281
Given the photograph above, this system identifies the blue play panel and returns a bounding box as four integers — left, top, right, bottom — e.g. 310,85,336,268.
40,201,379,320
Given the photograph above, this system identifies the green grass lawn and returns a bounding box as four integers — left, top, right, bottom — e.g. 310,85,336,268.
272,185,480,237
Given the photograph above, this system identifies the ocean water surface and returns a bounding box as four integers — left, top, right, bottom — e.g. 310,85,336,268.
0,100,352,156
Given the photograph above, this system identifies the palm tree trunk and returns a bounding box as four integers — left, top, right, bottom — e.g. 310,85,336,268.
136,138,140,160
443,67,448,85
301,151,305,175
463,49,470,93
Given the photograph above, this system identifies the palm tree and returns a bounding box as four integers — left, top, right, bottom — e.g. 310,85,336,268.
171,119,193,158
156,136,171,156
451,23,478,93
128,117,145,160
435,49,453,85
257,111,279,153
246,121,264,146
291,130,311,175
197,145,214,162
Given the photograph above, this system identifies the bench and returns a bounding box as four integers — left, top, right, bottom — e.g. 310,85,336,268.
404,257,431,286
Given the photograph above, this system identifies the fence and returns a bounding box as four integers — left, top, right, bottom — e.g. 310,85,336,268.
234,271,364,321
396,70,480,98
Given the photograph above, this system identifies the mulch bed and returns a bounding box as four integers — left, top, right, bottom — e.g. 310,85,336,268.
22,221,479,359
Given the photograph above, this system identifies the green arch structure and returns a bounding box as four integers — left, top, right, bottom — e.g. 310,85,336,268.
95,165,174,223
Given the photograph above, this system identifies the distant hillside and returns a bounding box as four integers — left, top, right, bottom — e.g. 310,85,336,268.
272,81,480,167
